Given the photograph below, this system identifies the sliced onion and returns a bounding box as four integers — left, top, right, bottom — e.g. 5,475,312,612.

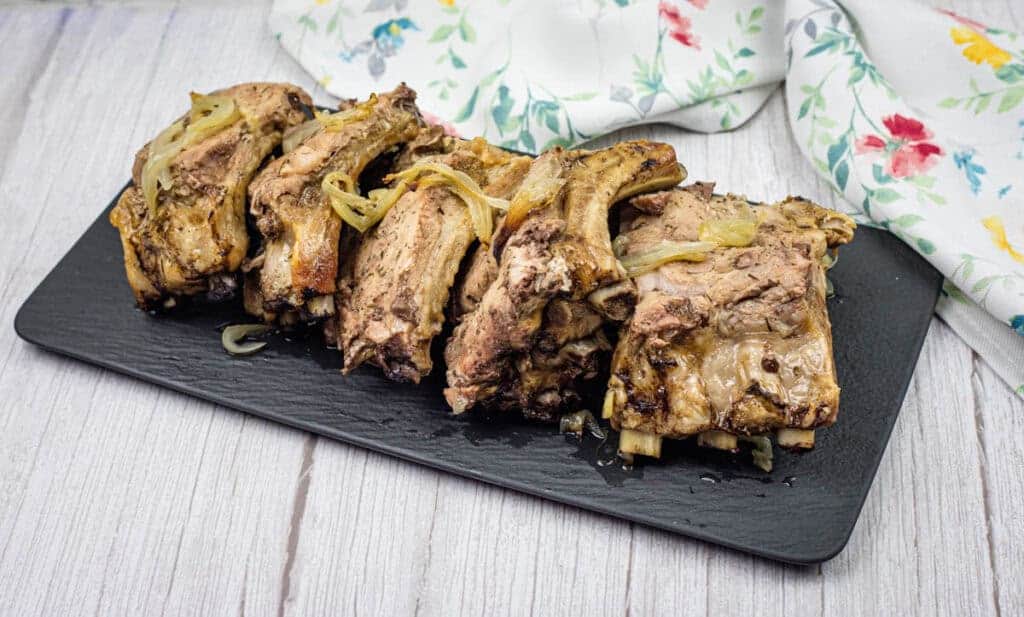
222,324,271,356
141,93,240,216
282,119,321,153
187,93,241,139
502,154,564,231
389,161,510,243
698,216,758,247
315,94,376,132
323,171,409,233
617,240,717,277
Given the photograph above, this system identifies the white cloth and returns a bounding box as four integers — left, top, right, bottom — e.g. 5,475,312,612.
269,0,1024,397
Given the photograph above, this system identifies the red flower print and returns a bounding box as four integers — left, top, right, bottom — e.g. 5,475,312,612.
855,114,943,179
687,0,709,9
883,114,932,142
659,1,700,50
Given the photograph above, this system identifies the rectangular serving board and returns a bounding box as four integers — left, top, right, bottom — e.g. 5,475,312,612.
14,187,942,564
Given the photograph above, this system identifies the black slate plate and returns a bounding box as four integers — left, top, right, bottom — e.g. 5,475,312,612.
14,188,941,564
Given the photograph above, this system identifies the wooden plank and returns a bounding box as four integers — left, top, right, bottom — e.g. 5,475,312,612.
0,6,71,176
972,357,1024,615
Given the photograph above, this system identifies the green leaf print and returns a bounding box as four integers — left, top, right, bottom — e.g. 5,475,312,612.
429,24,455,42
519,130,536,152
998,86,1024,112
458,16,476,43
492,86,515,133
872,188,902,203
449,48,467,69
834,160,849,191
827,136,847,171
454,87,479,122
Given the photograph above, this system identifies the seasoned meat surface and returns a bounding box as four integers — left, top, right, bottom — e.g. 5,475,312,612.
451,243,499,323
337,135,532,382
444,141,685,419
244,84,421,324
606,186,856,438
109,82,313,308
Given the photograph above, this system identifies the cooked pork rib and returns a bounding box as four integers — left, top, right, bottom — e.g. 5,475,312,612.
444,141,684,419
451,242,499,323
336,135,532,381
109,82,313,308
244,85,421,324
606,185,855,453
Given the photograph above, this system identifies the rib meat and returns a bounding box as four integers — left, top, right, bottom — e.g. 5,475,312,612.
244,85,421,324
109,82,313,309
606,185,856,444
336,134,532,381
444,141,684,420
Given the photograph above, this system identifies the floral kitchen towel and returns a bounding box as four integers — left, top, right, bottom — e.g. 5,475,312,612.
269,0,1024,397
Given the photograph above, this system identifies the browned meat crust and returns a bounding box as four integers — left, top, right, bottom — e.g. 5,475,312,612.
336,136,532,382
444,141,685,419
607,186,856,437
244,84,422,324
109,82,313,309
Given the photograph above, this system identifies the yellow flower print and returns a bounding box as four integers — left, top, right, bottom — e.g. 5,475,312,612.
318,75,333,88
950,26,1011,70
982,216,1024,264
438,0,455,6
315,0,330,5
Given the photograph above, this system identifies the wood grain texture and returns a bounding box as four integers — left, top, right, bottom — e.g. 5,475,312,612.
0,1,1021,616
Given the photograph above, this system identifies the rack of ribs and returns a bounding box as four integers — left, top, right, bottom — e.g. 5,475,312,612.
604,184,856,458
336,130,532,382
109,82,313,309
444,141,685,421
244,84,421,325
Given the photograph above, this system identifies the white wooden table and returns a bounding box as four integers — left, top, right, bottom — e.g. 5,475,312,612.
1,1,1022,615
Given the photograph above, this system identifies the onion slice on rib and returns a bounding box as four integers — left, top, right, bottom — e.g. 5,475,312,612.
616,240,717,277
141,93,240,216
388,161,510,243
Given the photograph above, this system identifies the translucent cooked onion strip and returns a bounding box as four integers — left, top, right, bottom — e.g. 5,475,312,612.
221,324,271,356
141,93,240,216
141,120,186,216
322,171,409,233
616,240,717,277
315,94,377,132
282,119,321,153
388,161,510,243
698,206,758,247
187,93,241,138
502,154,564,232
